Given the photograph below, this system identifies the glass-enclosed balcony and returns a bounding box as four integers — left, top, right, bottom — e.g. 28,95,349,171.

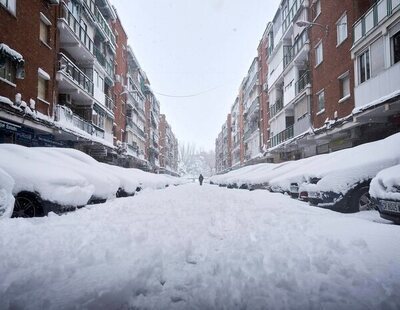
282,0,304,33
82,0,116,50
353,0,400,43
58,2,94,60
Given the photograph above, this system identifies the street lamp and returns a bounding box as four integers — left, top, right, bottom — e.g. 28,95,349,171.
296,20,329,36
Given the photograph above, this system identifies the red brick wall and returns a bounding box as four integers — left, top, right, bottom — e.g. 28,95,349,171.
0,0,58,116
226,113,232,167
309,0,372,129
159,114,166,168
112,16,128,144
257,30,270,148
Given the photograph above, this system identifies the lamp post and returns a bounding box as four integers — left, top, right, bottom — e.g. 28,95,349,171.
296,20,329,36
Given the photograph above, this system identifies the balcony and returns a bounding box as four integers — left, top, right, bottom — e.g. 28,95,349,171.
353,0,400,43
57,53,94,103
82,0,116,51
245,98,260,120
126,117,145,138
58,3,94,61
269,98,284,118
354,61,400,110
54,105,93,136
282,0,304,34
284,30,309,69
105,95,114,113
93,45,114,79
295,71,310,95
270,125,294,148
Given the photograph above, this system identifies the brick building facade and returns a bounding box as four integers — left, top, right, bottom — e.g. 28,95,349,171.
215,0,400,172
0,0,179,174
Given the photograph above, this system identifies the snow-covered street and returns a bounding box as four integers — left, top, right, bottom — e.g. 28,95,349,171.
1,183,400,310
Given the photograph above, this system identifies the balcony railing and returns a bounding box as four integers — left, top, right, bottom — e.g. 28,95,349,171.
59,3,94,54
295,71,310,95
54,105,92,135
269,98,284,118
58,53,94,95
82,0,116,48
353,0,400,43
105,95,114,112
270,125,294,148
284,30,308,68
126,117,145,137
282,0,304,33
93,125,105,139
93,45,114,77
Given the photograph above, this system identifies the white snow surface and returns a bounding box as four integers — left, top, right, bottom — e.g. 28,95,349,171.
0,168,14,219
0,144,94,207
370,164,400,201
33,147,119,201
0,184,399,309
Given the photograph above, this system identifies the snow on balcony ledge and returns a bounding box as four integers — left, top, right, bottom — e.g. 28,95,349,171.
0,43,24,63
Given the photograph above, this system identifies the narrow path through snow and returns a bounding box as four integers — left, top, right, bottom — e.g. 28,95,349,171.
0,184,399,309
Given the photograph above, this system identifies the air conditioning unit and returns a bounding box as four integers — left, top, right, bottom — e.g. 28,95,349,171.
115,74,121,83
59,94,72,105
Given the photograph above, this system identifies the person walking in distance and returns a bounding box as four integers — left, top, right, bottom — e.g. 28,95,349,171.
199,174,204,186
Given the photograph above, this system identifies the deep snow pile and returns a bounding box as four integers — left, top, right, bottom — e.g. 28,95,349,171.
0,184,399,309
0,168,14,219
370,164,400,200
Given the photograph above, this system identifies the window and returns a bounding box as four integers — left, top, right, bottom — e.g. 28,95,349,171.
317,90,325,112
0,0,16,15
0,58,16,84
38,77,47,100
337,13,348,45
39,13,51,45
358,49,371,83
313,0,321,20
338,72,350,101
37,68,50,101
393,31,400,64
315,41,323,66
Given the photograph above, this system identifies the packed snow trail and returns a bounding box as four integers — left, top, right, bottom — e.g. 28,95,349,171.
0,184,400,309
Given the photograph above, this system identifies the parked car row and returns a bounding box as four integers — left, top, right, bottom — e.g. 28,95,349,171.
209,133,400,224
0,145,185,218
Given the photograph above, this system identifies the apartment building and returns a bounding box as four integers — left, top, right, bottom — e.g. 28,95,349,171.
267,0,311,160
125,46,147,168
1,0,178,173
112,10,127,146
144,89,161,171
215,114,233,173
230,96,243,167
55,0,117,160
258,23,272,151
351,0,400,143
159,114,179,175
242,57,261,162
0,0,60,146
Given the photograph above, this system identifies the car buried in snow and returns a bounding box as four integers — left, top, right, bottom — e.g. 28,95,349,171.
0,144,94,217
298,133,400,213
370,164,400,224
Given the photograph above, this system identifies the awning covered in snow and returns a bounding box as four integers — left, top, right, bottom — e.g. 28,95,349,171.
0,43,24,64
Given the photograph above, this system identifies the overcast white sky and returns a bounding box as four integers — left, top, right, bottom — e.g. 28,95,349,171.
112,0,280,151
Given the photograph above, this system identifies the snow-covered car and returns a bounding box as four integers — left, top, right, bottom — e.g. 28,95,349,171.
298,133,400,213
370,164,400,224
0,168,15,219
34,147,120,204
0,144,94,217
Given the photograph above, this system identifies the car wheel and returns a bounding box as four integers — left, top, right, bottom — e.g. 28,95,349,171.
12,193,43,218
347,185,375,213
